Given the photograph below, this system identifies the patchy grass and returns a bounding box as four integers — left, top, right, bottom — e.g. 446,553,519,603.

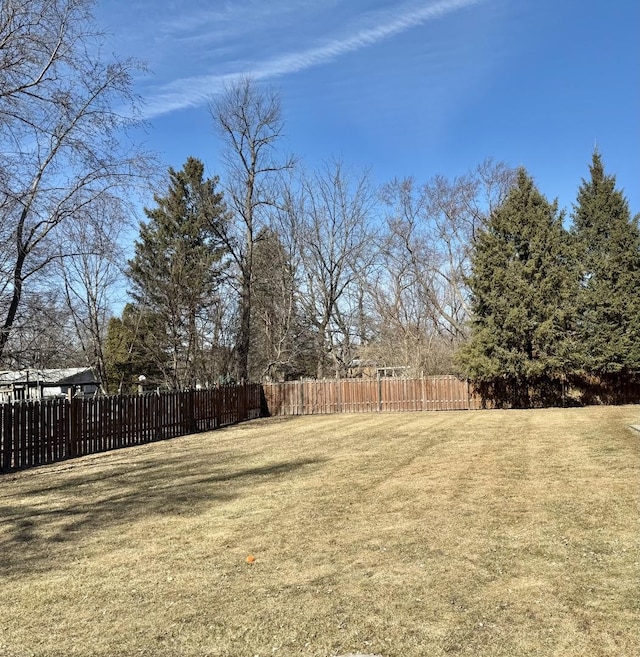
0,406,639,657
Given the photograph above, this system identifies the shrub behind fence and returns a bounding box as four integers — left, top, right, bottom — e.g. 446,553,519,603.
0,385,262,473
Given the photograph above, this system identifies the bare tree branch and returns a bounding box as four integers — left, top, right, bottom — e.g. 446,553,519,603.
0,0,154,363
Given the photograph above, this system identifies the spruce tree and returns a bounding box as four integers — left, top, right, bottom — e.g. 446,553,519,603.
456,169,576,406
127,158,229,389
571,151,640,374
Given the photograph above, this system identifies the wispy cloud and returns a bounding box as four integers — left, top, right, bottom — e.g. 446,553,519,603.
156,0,315,39
141,0,484,119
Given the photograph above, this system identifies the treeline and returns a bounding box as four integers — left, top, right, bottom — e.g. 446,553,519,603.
103,78,523,392
105,74,639,399
1,2,638,402
106,134,639,401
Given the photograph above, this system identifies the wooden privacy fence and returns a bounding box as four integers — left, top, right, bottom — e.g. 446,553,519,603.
0,384,261,473
262,376,482,416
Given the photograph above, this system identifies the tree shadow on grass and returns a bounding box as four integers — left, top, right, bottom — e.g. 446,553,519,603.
0,451,326,576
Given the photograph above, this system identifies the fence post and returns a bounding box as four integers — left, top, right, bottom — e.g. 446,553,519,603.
299,380,304,416
238,385,245,423
214,386,221,428
1,404,12,472
186,390,196,434
68,396,78,458
377,371,382,412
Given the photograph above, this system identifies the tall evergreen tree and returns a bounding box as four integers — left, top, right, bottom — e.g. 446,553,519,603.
456,169,576,406
571,151,640,373
127,158,229,389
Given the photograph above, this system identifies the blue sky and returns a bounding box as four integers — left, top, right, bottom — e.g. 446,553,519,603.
97,0,639,216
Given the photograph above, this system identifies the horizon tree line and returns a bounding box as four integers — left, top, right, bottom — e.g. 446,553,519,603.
0,3,637,398
109,132,638,397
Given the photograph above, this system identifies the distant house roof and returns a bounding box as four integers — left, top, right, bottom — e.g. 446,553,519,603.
0,367,97,386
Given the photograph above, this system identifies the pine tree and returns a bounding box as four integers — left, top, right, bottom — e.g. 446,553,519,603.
571,151,640,374
456,169,576,406
104,304,164,394
127,158,229,389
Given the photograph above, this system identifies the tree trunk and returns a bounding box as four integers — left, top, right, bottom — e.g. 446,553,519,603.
236,271,251,382
0,226,27,361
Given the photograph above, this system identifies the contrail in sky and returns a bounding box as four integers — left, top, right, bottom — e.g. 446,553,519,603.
143,0,484,118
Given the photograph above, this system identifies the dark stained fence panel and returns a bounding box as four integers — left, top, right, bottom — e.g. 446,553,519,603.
0,384,262,473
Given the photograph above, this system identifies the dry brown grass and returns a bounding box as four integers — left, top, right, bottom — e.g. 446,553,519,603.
1,406,639,657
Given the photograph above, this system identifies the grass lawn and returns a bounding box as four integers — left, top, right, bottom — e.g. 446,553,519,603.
0,406,639,657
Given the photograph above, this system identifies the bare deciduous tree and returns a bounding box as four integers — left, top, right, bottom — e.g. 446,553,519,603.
422,158,516,336
248,226,301,381
294,160,378,378
0,289,82,370
209,76,295,381
0,0,151,363
56,198,129,392
374,159,516,373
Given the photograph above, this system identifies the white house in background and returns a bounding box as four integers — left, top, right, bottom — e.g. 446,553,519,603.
0,368,99,403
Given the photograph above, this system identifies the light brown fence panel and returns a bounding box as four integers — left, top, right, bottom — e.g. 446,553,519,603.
319,380,332,413
303,381,317,414
425,377,437,411
263,380,286,415
244,384,260,421
263,381,301,416
432,377,444,410
381,378,417,412
342,379,373,413
349,379,360,413
341,379,352,413
262,376,480,416
308,381,320,414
